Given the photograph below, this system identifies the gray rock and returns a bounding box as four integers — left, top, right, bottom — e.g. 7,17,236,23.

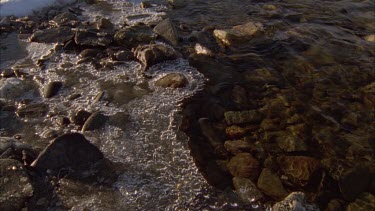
224,110,263,125
257,168,288,200
50,12,78,27
82,111,108,132
153,18,179,46
16,103,48,118
30,27,73,43
75,29,113,47
0,159,34,211
272,192,319,211
155,73,188,88
31,133,104,176
134,44,180,69
43,81,63,98
233,177,263,203
140,1,152,8
114,25,156,48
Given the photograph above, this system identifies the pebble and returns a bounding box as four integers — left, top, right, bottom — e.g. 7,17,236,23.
43,81,63,98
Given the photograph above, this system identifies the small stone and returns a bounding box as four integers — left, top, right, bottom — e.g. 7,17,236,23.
257,168,288,200
364,34,375,42
67,93,81,100
154,73,188,88
278,156,321,186
82,111,108,132
153,18,179,46
108,112,129,130
224,139,253,154
277,133,308,152
224,110,263,125
16,103,48,118
272,192,319,211
194,43,213,56
43,81,63,98
31,133,104,176
57,116,70,127
167,0,187,8
263,4,277,10
346,193,375,211
1,69,15,78
70,109,92,126
134,44,180,69
79,49,102,58
225,125,247,139
227,153,260,180
213,22,263,46
30,27,73,43
233,177,263,203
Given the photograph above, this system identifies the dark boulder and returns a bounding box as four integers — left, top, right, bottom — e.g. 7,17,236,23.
153,18,179,46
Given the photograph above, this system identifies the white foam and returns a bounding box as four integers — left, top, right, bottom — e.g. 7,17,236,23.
0,0,74,17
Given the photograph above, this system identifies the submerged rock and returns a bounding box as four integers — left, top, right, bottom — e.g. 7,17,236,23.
30,27,73,43
277,132,308,152
0,159,34,211
198,118,226,155
0,78,35,99
213,22,263,46
278,156,321,186
224,139,253,155
227,153,260,180
43,81,63,98
364,34,375,42
31,133,104,176
134,44,180,69
114,25,156,48
155,73,188,88
233,177,263,203
224,110,263,125
257,168,288,200
272,192,319,211
153,18,179,46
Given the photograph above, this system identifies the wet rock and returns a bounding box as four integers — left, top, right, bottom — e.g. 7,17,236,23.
213,22,263,46
154,73,188,88
56,116,70,127
0,137,37,164
224,139,253,154
30,27,73,43
277,132,308,152
194,43,213,56
1,69,15,78
140,1,152,9
224,110,263,125
114,50,134,61
153,18,179,46
257,168,288,200
16,103,48,118
41,129,59,139
114,25,156,48
364,34,375,42
272,192,319,211
198,118,227,156
70,109,92,127
227,153,260,180
31,133,104,176
167,0,187,9
233,177,263,203
75,29,113,47
339,165,370,201
79,48,102,58
43,81,63,98
134,44,180,69
82,111,108,132
97,17,113,30
0,159,34,211
50,12,78,27
278,156,321,186
346,193,375,211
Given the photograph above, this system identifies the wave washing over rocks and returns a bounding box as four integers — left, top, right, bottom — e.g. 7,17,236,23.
1,0,374,211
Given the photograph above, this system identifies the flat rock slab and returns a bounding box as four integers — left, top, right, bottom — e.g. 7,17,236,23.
30,27,73,43
31,133,104,176
0,159,34,211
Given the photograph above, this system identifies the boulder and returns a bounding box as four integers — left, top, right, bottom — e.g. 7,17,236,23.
155,73,188,88
82,111,108,132
233,177,263,203
227,153,260,180
114,25,156,48
30,27,73,43
153,18,179,46
134,44,180,69
31,133,104,176
257,168,288,200
70,109,92,127
79,49,102,58
0,159,34,211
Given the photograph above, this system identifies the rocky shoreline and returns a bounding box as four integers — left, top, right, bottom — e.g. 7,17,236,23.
1,0,375,210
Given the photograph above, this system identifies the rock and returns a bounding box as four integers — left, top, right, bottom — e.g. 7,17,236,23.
263,4,277,11
1,69,15,78
198,118,227,155
167,0,187,8
43,81,63,98
30,27,73,43
0,159,34,211
346,193,375,211
326,199,345,211
0,78,32,99
277,133,308,152
114,25,156,48
140,1,152,9
79,49,102,58
364,34,375,42
114,50,134,61
257,168,288,200
194,43,213,56
82,111,108,132
225,125,249,139
278,156,321,186
31,133,104,176
50,12,78,27
154,73,188,88
70,109,92,126
224,139,253,154
75,29,113,47
272,192,319,211
153,18,179,46
224,110,263,125
56,116,70,127
227,153,260,180
134,44,180,69
16,103,48,118
339,165,370,201
0,137,37,164
213,22,263,46
233,177,263,203
97,18,113,30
